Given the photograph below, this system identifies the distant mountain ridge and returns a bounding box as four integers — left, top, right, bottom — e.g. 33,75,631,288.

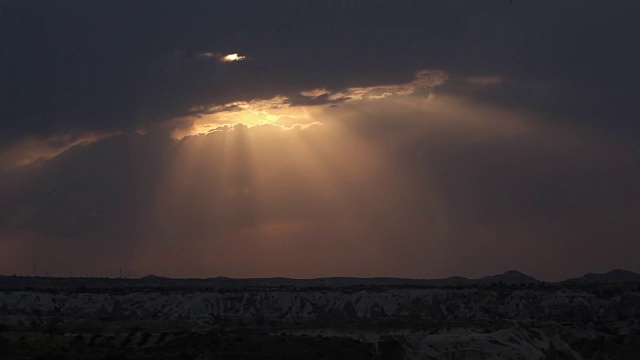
472,270,541,286
565,269,640,284
0,269,638,289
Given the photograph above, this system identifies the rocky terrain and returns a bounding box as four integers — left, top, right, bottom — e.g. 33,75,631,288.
0,271,639,359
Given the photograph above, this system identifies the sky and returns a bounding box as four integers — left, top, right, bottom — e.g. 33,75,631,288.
1,1,639,281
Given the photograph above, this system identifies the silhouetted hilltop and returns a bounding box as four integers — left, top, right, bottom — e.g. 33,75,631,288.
566,269,640,284
472,270,541,285
141,274,167,279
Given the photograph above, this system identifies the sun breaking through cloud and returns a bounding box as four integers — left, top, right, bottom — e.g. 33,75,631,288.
171,69,447,139
220,53,246,62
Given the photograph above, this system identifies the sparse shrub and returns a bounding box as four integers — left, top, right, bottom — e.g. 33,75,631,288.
138,331,151,346
179,351,196,360
72,334,85,345
155,332,167,345
102,351,129,360
128,325,141,333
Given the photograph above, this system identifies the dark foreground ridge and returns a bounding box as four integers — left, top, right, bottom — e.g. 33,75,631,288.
0,270,639,359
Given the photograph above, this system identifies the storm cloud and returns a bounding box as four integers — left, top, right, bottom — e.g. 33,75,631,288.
1,1,640,280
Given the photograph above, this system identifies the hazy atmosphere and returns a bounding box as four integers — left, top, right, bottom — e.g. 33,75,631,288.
2,1,639,281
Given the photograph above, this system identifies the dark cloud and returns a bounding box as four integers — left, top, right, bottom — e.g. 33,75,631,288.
8,1,638,140
1,1,640,279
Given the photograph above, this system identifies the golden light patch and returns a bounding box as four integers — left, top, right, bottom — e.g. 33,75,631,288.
171,96,321,139
327,69,446,101
170,69,447,139
220,53,246,62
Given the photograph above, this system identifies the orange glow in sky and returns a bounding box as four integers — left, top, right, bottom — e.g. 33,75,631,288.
170,69,447,140
220,53,246,62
